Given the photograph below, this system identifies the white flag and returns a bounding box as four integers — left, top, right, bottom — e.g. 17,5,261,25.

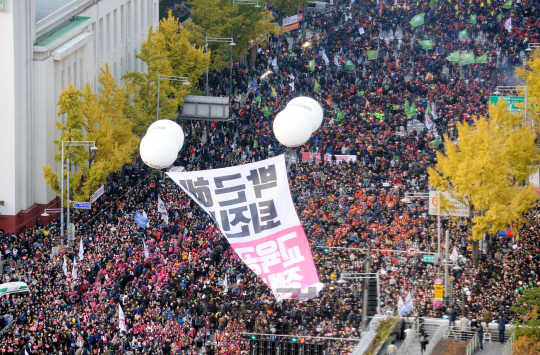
143,240,149,259
426,114,435,129
72,258,78,280
157,196,169,225
450,247,459,262
322,51,330,65
289,82,295,91
223,273,229,292
118,304,126,333
91,185,105,203
359,27,365,35
333,56,341,67
62,256,69,278
141,211,150,228
398,297,405,315
403,292,414,314
288,73,295,80
505,18,512,32
431,102,438,120
79,238,84,261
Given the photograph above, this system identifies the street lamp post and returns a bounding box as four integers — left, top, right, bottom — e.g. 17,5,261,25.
205,35,236,96
156,74,191,122
50,141,98,247
493,85,529,124
403,191,441,277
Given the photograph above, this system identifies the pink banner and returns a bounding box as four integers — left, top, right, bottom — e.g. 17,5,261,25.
167,155,323,300
301,152,357,163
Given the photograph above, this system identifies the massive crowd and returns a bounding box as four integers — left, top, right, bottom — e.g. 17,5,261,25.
1,0,539,353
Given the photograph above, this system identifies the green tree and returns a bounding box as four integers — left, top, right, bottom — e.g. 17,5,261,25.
429,102,540,266
43,65,139,202
124,12,210,134
512,287,540,354
272,0,307,21
185,0,279,70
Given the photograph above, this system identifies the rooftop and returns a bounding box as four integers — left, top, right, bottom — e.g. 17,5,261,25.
35,0,74,22
34,16,91,47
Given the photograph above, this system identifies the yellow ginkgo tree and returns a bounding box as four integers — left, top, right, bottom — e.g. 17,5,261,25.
429,101,540,265
43,64,139,202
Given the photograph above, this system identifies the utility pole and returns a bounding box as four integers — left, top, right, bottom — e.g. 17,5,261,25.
361,244,371,331
444,230,449,302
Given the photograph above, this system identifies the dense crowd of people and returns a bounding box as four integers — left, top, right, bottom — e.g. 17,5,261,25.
1,0,539,353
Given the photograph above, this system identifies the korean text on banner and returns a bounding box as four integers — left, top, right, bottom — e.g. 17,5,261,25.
282,13,303,26
167,155,323,300
91,185,105,203
428,191,469,217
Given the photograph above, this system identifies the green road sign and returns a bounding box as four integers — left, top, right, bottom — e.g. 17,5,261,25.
423,255,434,263
489,96,531,113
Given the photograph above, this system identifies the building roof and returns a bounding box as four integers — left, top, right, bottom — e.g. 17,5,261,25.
34,16,91,47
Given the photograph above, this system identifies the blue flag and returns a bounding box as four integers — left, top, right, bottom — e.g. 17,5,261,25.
253,80,258,91
135,211,149,228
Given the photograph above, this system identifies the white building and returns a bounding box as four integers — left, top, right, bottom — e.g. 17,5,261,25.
0,0,158,233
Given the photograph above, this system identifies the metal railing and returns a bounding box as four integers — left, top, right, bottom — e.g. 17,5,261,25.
502,328,516,355
424,326,444,355
465,332,479,355
0,319,14,338
396,318,420,355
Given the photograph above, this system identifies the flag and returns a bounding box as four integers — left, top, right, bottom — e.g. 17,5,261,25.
72,258,78,280
118,304,126,333
335,108,345,121
426,114,435,129
502,0,512,8
263,106,271,116
431,102,438,120
79,238,84,261
63,256,69,278
429,0,438,7
289,82,295,92
405,99,410,115
459,29,468,37
367,50,379,60
403,292,414,314
223,273,229,292
426,102,432,117
398,297,405,315
359,27,365,35
345,60,355,70
253,140,259,148
497,13,502,21
446,51,460,62
271,87,278,97
409,13,425,27
419,40,433,50
333,56,341,67
459,51,475,65
288,73,295,80
309,59,316,72
326,94,333,106
430,137,440,149
91,185,105,203
469,14,477,24
450,247,459,262
135,211,149,228
406,101,417,118
314,80,320,93
322,51,329,65
504,18,512,32
157,196,166,214
474,52,488,63
256,94,262,108
253,79,258,91
143,240,149,259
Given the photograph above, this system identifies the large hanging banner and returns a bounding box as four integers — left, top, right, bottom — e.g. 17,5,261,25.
167,155,323,300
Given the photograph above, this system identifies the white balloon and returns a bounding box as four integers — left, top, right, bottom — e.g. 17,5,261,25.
140,130,179,169
147,119,185,151
286,96,324,133
273,107,313,147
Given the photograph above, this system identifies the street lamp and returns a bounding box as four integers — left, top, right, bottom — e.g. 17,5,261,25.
205,35,235,96
156,74,191,122
232,0,260,6
54,141,98,247
404,191,441,277
493,85,529,124
526,43,540,51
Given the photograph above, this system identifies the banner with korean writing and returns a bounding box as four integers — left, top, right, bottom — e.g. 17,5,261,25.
167,155,323,300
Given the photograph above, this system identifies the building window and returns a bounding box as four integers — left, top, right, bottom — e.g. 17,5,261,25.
99,18,104,60
120,5,125,46
113,9,118,50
